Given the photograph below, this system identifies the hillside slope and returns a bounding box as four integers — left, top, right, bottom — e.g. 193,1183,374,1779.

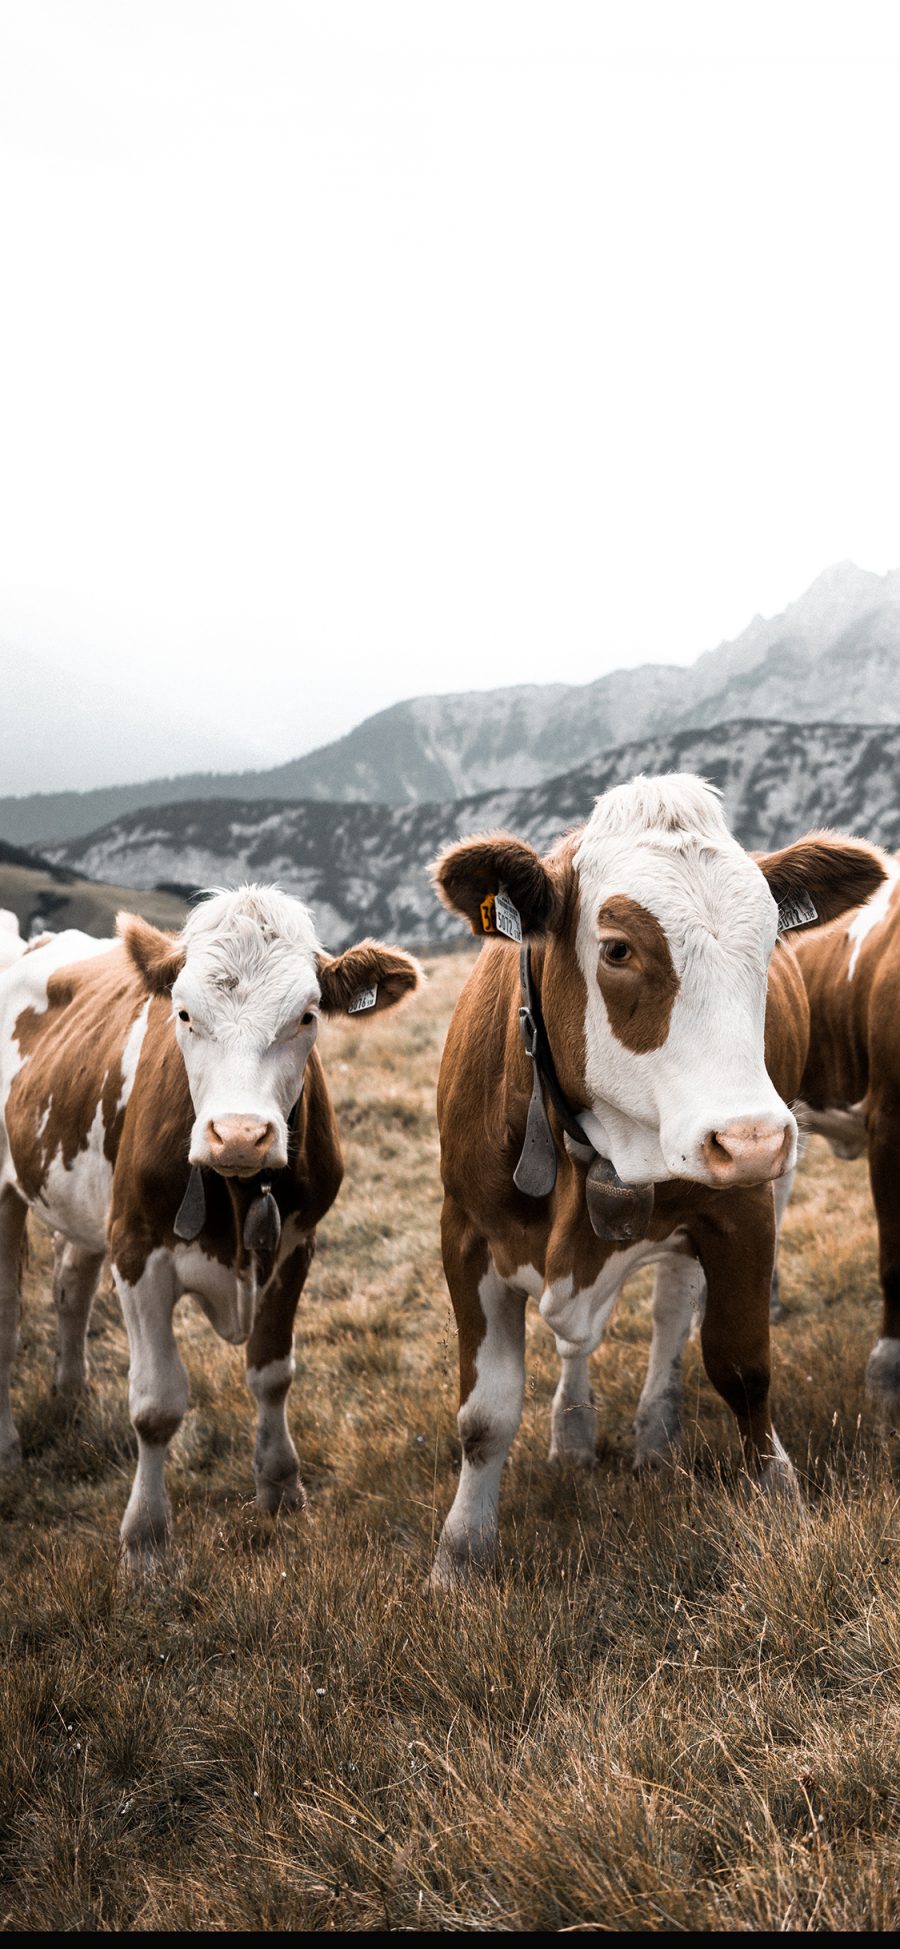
47,717,900,949
4,561,900,844
0,857,185,942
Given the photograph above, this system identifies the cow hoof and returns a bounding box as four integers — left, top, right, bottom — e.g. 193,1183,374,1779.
429,1532,495,1590
428,1552,475,1593
746,1437,802,1510
633,1442,681,1474
52,1371,90,1400
256,1472,306,1516
118,1535,168,1576
866,1339,900,1424
0,1430,22,1472
758,1459,802,1507
633,1404,682,1472
119,1502,170,1570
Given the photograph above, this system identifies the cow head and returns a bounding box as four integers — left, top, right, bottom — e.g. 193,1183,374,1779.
120,887,422,1177
434,775,886,1190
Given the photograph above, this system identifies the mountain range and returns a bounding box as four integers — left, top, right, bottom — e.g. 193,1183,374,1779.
4,560,900,846
45,717,900,950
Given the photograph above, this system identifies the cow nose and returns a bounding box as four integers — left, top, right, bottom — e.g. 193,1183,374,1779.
205,1116,274,1174
702,1119,793,1186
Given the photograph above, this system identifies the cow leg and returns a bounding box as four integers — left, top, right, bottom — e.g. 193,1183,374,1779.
634,1252,705,1469
0,1186,28,1468
245,1228,314,1513
432,1209,526,1585
692,1190,799,1503
52,1236,105,1396
865,1098,900,1421
114,1250,187,1564
770,1145,801,1323
548,1345,596,1466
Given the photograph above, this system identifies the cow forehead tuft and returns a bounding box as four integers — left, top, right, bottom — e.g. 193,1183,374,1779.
182,884,321,956
580,772,730,849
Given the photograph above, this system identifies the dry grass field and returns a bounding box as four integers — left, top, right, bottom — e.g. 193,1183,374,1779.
2,948,900,1930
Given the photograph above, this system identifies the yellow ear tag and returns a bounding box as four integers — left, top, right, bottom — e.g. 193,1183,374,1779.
480,890,522,940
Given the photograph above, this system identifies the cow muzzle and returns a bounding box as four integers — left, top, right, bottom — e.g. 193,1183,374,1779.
701,1117,794,1187
201,1115,283,1177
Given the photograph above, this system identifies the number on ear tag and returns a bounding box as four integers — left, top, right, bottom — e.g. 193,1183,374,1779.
348,984,378,1014
481,889,523,940
777,890,818,935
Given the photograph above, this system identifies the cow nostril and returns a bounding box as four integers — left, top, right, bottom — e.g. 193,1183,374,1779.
703,1123,790,1178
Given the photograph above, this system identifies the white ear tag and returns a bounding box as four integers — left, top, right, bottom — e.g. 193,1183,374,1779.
348,984,378,1014
777,890,818,934
493,890,523,942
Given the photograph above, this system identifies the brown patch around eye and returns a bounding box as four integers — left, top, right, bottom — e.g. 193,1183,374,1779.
595,895,680,1053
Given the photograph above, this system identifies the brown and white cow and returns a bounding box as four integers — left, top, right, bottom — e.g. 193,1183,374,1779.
429,775,884,1581
774,856,900,1410
0,886,421,1562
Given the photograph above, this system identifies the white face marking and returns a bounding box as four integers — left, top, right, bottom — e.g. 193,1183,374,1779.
170,887,323,1170
571,774,794,1186
847,860,900,978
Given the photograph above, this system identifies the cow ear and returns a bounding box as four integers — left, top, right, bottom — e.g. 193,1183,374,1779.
757,834,887,931
118,913,185,995
432,832,562,939
317,939,424,1018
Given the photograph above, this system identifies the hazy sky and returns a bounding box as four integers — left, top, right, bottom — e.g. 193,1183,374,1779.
2,1,900,792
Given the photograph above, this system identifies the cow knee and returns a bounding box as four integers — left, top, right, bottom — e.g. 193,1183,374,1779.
705,1357,770,1419
459,1396,519,1465
132,1407,184,1446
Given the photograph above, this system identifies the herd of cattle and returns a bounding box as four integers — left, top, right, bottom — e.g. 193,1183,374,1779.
0,773,897,1581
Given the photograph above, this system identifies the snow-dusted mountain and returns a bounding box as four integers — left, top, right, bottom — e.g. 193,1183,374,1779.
47,716,900,949
4,561,900,846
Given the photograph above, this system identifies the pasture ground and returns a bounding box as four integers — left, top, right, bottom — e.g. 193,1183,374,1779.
2,949,899,1930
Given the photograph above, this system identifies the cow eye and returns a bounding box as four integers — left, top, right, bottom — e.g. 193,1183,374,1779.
301,1011,315,1027
177,1008,191,1023
600,939,632,966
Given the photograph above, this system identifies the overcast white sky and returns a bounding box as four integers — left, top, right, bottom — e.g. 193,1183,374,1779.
2,1,900,792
